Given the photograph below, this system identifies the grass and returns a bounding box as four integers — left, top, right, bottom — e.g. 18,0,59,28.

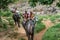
6,17,14,26
0,10,12,17
18,37,25,40
0,16,14,32
0,19,8,32
34,19,45,33
42,23,60,40
36,13,60,24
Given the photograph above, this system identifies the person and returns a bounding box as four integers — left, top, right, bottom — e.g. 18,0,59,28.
29,11,36,24
22,11,35,25
23,11,29,23
29,11,35,20
11,7,20,27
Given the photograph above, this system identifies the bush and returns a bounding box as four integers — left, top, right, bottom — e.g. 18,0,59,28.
0,19,8,32
0,17,14,32
34,20,45,33
0,17,3,27
39,0,55,5
29,0,55,7
49,15,56,22
6,17,14,27
0,10,13,17
2,23,8,30
56,0,60,7
18,37,25,40
49,14,60,23
2,10,12,17
42,23,60,40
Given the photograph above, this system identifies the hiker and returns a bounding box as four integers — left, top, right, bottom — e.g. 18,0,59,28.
22,11,35,40
11,7,21,27
23,11,29,24
29,11,35,20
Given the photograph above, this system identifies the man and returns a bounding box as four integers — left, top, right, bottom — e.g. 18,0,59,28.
23,11,29,23
11,7,20,27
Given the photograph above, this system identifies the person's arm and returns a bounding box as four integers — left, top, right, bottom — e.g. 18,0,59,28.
22,13,25,18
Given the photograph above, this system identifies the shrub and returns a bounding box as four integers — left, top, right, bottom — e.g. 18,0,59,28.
0,20,8,32
2,10,12,17
18,37,25,40
6,17,14,27
2,23,8,30
42,23,60,40
49,15,56,22
29,0,55,7
49,14,60,23
56,0,60,7
0,17,3,27
39,0,55,5
35,20,45,33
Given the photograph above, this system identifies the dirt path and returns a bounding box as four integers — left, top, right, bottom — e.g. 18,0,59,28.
34,19,54,40
15,19,54,40
0,19,54,40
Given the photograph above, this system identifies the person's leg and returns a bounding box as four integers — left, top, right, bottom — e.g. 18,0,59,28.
31,27,34,40
31,33,34,40
22,19,27,32
13,16,17,25
27,33,30,40
17,19,20,27
14,20,17,25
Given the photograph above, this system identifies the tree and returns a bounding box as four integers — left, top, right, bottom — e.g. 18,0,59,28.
29,0,38,7
29,0,55,7
0,0,19,9
56,0,60,7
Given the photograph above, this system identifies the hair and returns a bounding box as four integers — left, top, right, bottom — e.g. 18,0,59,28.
30,11,33,15
25,11,27,13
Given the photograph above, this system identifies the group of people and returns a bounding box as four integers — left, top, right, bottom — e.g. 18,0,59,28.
11,7,35,27
11,7,36,40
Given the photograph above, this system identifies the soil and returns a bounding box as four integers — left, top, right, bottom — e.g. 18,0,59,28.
0,19,54,40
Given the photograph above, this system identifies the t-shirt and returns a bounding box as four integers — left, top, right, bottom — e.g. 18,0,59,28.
23,13,29,19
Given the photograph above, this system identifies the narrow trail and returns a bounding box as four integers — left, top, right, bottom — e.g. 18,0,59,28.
34,19,54,40
15,19,54,40
0,19,54,40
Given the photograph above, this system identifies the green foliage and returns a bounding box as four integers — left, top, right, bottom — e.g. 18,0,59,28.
35,20,45,33
37,14,60,23
0,17,14,32
2,11,12,17
29,0,55,7
6,17,14,27
0,18,8,32
18,37,25,40
8,32,19,38
39,0,54,5
49,15,56,22
42,23,60,40
0,9,4,16
0,0,19,9
49,14,60,23
0,17,3,27
56,0,60,7
56,3,60,7
29,0,38,7
2,22,8,30
30,2,36,7
52,23,60,28
7,19,14,27
0,9,12,17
